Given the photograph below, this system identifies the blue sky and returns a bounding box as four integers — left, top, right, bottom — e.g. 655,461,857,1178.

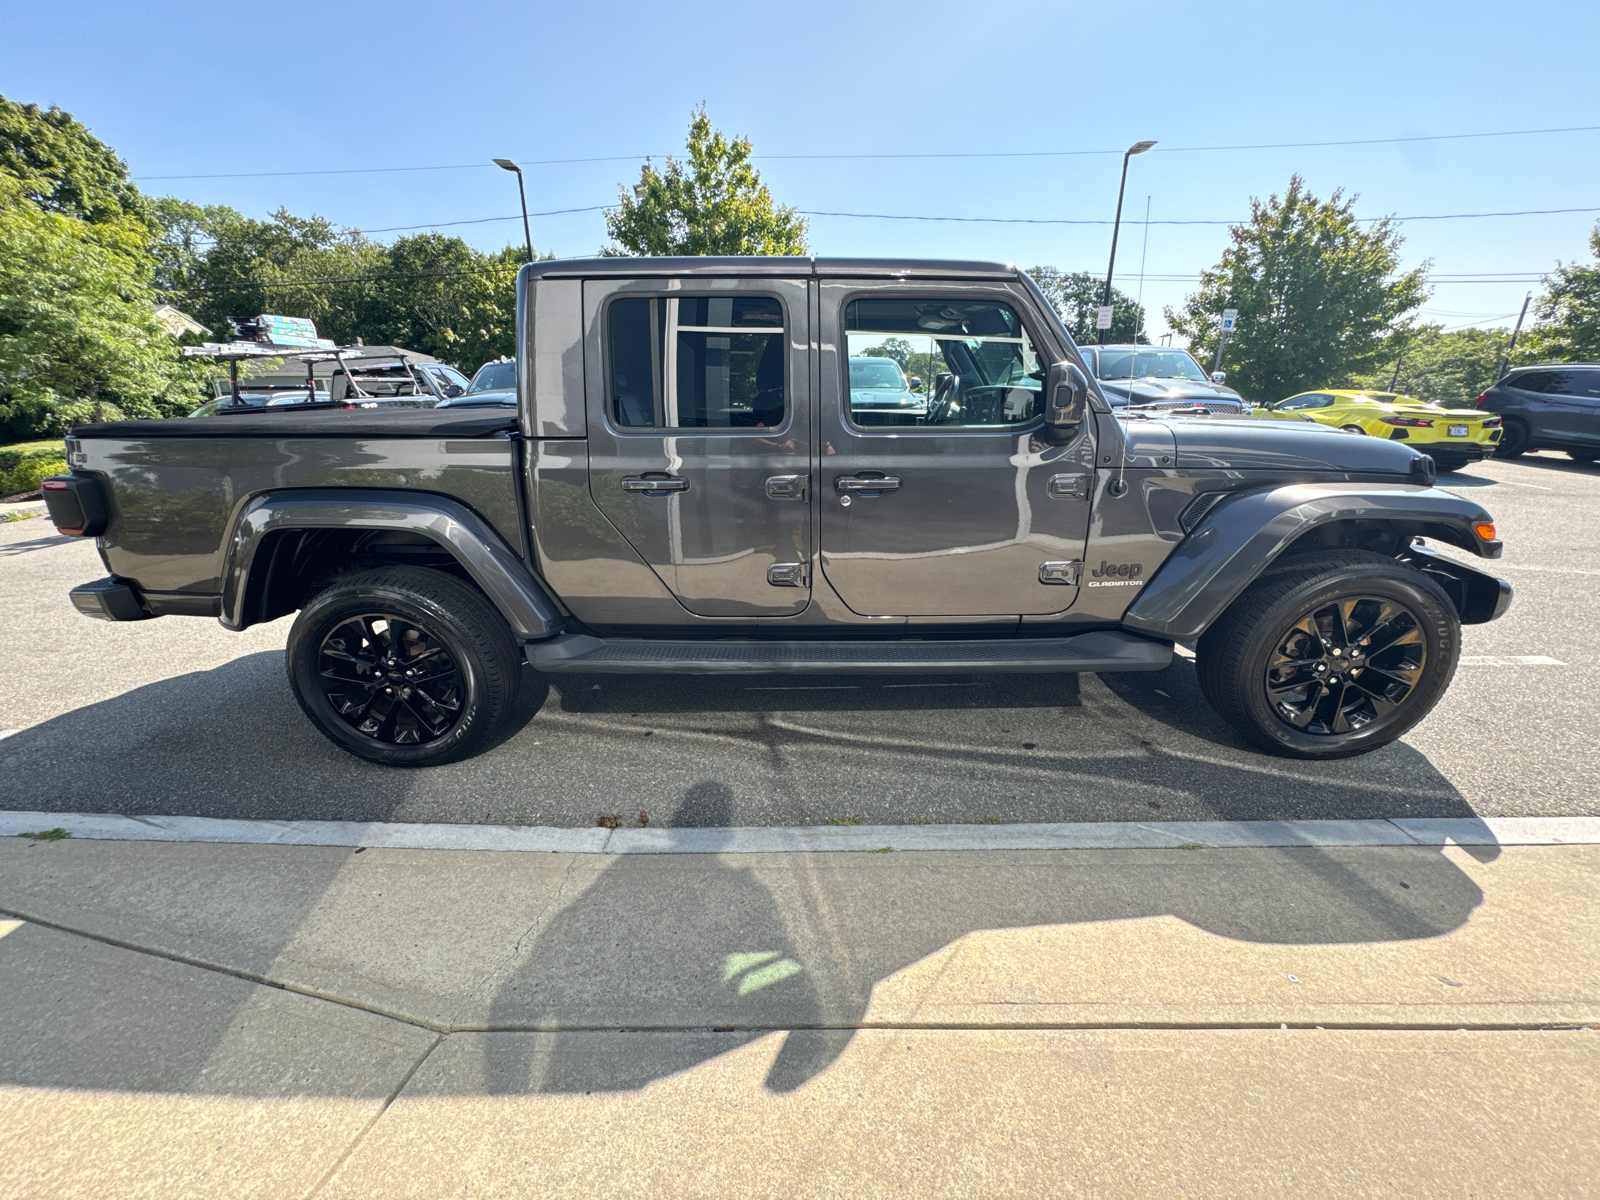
6,0,1598,340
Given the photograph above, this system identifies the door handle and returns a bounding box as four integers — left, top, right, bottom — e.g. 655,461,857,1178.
621,475,689,494
834,475,902,493
765,474,808,500
1047,473,1091,500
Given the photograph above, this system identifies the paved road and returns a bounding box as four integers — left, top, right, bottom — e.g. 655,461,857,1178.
2,451,1596,826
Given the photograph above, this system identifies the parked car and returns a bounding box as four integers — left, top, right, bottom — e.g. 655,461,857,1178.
438,358,516,408
1080,345,1248,414
45,256,1509,768
1476,364,1600,462
847,356,926,424
1262,390,1501,473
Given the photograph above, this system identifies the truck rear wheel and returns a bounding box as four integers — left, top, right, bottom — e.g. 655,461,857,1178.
287,566,521,767
1195,551,1460,759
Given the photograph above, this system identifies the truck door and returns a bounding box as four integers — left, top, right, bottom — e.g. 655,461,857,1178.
584,276,812,617
817,282,1095,616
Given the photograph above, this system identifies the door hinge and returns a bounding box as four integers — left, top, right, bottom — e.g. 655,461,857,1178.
765,474,809,501
767,562,810,588
1047,473,1091,500
1038,560,1083,585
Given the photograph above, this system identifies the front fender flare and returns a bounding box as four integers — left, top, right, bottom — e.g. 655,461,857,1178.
1122,482,1500,641
220,488,563,640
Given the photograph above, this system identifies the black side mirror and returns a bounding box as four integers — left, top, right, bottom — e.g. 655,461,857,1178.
909,376,922,392
1044,361,1090,440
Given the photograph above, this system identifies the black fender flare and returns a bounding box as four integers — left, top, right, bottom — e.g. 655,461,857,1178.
1122,482,1505,641
220,488,564,640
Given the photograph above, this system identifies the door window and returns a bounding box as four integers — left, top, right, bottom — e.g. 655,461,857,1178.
1563,368,1600,400
1278,393,1333,410
1509,371,1554,394
843,298,1043,428
607,296,786,429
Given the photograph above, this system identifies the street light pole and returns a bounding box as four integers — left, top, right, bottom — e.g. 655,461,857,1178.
1099,140,1156,345
493,159,534,264
1497,291,1533,380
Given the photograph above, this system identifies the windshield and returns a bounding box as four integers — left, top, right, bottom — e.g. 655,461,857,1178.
1098,350,1208,382
849,358,907,389
469,360,516,393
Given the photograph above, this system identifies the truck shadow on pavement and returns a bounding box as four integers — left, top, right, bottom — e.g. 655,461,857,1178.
474,782,1501,1098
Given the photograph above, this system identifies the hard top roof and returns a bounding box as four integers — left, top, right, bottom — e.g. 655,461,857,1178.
522,256,1020,281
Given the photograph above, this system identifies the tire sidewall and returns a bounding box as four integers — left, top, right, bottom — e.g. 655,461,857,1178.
288,582,490,766
1235,570,1459,758
1495,418,1529,457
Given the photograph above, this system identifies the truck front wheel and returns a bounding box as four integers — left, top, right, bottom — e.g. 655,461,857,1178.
286,566,521,767
1195,551,1460,759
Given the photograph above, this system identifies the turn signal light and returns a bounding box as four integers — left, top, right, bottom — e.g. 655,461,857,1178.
1474,523,1497,541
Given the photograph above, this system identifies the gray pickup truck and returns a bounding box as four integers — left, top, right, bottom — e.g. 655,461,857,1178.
42,257,1511,766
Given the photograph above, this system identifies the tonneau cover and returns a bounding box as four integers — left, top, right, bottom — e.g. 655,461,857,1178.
70,408,521,440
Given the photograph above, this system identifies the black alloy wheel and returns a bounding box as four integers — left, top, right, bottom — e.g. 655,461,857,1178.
1196,550,1460,759
287,566,522,766
318,614,465,745
1264,596,1425,735
1494,418,1529,457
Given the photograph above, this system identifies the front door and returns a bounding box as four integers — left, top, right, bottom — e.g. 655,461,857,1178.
817,282,1096,616
584,277,812,617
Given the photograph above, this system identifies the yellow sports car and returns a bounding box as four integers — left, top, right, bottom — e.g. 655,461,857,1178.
1261,390,1502,472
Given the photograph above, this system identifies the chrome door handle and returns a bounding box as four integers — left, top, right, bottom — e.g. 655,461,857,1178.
621,475,689,493
834,475,902,493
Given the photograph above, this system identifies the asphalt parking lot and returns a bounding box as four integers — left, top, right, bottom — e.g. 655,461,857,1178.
3,451,1597,828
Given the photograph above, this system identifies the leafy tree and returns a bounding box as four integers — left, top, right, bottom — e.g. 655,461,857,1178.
0,178,203,437
1351,324,1523,407
0,93,147,226
605,106,807,256
1524,221,1600,362
1026,266,1145,344
1166,175,1427,403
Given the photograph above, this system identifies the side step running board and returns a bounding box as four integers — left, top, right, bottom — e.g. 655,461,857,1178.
525,630,1172,675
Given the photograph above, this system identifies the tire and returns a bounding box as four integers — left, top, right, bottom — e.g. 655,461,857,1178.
1195,550,1460,759
1569,449,1599,464
1494,418,1530,458
287,566,521,766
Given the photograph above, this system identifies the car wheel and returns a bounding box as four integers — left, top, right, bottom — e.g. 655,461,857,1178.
287,566,521,766
1340,424,1366,434
1569,449,1599,464
1494,418,1530,457
1195,550,1460,759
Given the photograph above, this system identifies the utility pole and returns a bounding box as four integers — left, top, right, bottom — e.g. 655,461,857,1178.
1099,140,1156,344
1497,291,1533,380
493,159,535,264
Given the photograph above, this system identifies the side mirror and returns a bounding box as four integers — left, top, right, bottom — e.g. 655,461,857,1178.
1044,361,1090,441
908,376,922,392
445,384,464,398
1211,371,1227,385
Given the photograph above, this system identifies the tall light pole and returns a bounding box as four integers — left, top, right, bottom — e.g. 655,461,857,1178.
1098,140,1156,345
493,159,534,264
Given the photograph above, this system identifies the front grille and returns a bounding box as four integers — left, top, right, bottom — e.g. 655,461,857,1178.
1126,398,1248,415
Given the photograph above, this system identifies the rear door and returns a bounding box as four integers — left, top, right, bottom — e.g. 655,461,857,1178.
584,276,812,617
816,281,1095,616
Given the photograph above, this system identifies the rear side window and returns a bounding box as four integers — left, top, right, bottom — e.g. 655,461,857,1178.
842,297,1044,428
606,296,786,429
1508,371,1552,393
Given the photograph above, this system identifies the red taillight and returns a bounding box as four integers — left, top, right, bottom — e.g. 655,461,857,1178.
1380,416,1434,427
1475,392,1489,407
41,478,69,491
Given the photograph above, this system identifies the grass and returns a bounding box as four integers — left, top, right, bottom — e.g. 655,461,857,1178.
18,828,71,841
826,815,865,826
595,813,622,829
870,846,894,853
1178,843,1204,851
0,510,39,523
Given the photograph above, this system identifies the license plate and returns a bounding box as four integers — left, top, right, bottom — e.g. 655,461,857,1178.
1448,424,1469,437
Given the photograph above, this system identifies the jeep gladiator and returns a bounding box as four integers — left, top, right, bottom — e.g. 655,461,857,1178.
42,257,1512,766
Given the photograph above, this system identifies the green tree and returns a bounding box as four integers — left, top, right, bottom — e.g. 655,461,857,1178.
1026,266,1145,344
1166,176,1428,402
605,106,807,256
1351,324,1521,407
0,93,147,225
0,178,203,438
1524,221,1600,362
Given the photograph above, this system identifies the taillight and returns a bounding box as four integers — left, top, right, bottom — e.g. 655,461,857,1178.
41,474,109,537
1475,392,1489,407
1380,416,1434,427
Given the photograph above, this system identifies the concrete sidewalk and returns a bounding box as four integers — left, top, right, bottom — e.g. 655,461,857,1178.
1,833,1596,1197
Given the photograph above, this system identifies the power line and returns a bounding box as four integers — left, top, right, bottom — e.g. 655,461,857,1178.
130,123,1600,182
797,205,1600,226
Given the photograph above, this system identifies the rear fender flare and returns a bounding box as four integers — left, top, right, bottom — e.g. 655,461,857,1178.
1122,483,1502,641
221,488,563,640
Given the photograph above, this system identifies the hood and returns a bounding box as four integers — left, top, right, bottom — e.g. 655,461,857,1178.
1157,416,1427,474
1100,378,1243,405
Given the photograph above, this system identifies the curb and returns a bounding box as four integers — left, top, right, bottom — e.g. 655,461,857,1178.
3,811,1599,855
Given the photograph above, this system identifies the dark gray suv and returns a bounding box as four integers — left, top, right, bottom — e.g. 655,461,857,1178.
1478,365,1600,462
